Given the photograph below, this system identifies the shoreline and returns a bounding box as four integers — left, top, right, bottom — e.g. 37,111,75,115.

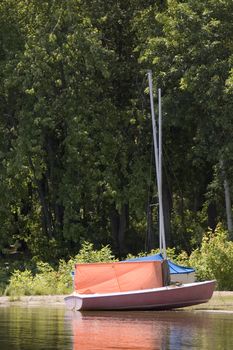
1,291,233,311
185,291,233,311
0,295,66,307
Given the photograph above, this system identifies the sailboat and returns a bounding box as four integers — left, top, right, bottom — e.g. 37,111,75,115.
64,72,215,311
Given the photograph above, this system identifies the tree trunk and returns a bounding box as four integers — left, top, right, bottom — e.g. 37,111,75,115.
110,205,119,250
207,202,217,231
223,176,233,236
110,203,128,257
145,204,157,251
163,182,172,247
28,156,53,239
220,160,233,238
118,204,128,256
37,176,53,239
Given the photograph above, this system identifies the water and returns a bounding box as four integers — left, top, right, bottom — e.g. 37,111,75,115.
0,306,233,349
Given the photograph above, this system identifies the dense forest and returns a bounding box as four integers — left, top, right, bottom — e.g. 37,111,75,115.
0,0,233,262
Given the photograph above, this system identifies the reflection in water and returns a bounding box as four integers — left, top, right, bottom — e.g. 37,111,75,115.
0,306,233,349
69,311,165,350
65,310,233,350
0,306,71,350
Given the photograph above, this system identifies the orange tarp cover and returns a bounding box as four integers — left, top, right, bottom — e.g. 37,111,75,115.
74,261,163,294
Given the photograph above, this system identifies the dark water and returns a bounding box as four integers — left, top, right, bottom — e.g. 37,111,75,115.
0,306,233,350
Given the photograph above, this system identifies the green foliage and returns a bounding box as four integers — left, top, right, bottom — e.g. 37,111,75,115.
190,224,233,290
5,262,70,297
171,206,208,252
5,241,116,296
5,270,34,297
71,241,117,263
0,257,36,296
1,0,233,262
4,233,233,295
135,0,233,245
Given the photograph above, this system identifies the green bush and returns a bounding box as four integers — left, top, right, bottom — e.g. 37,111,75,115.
31,262,67,295
190,224,233,290
5,241,116,296
71,241,117,264
4,230,233,296
5,270,34,297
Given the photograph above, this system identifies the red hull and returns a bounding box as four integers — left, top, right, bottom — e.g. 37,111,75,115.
65,280,215,311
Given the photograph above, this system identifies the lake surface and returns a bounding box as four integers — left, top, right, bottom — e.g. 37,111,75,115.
0,306,233,349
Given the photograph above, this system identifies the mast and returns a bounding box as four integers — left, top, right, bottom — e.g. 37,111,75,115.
158,88,167,258
147,71,167,259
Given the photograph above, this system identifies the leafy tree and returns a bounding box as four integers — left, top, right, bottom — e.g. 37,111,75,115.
135,0,233,247
0,0,155,259
1,0,233,262
1,0,114,258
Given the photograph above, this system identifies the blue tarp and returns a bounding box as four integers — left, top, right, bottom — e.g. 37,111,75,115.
126,253,195,275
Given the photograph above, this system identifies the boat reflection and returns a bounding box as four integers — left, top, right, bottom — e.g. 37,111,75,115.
65,310,207,350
